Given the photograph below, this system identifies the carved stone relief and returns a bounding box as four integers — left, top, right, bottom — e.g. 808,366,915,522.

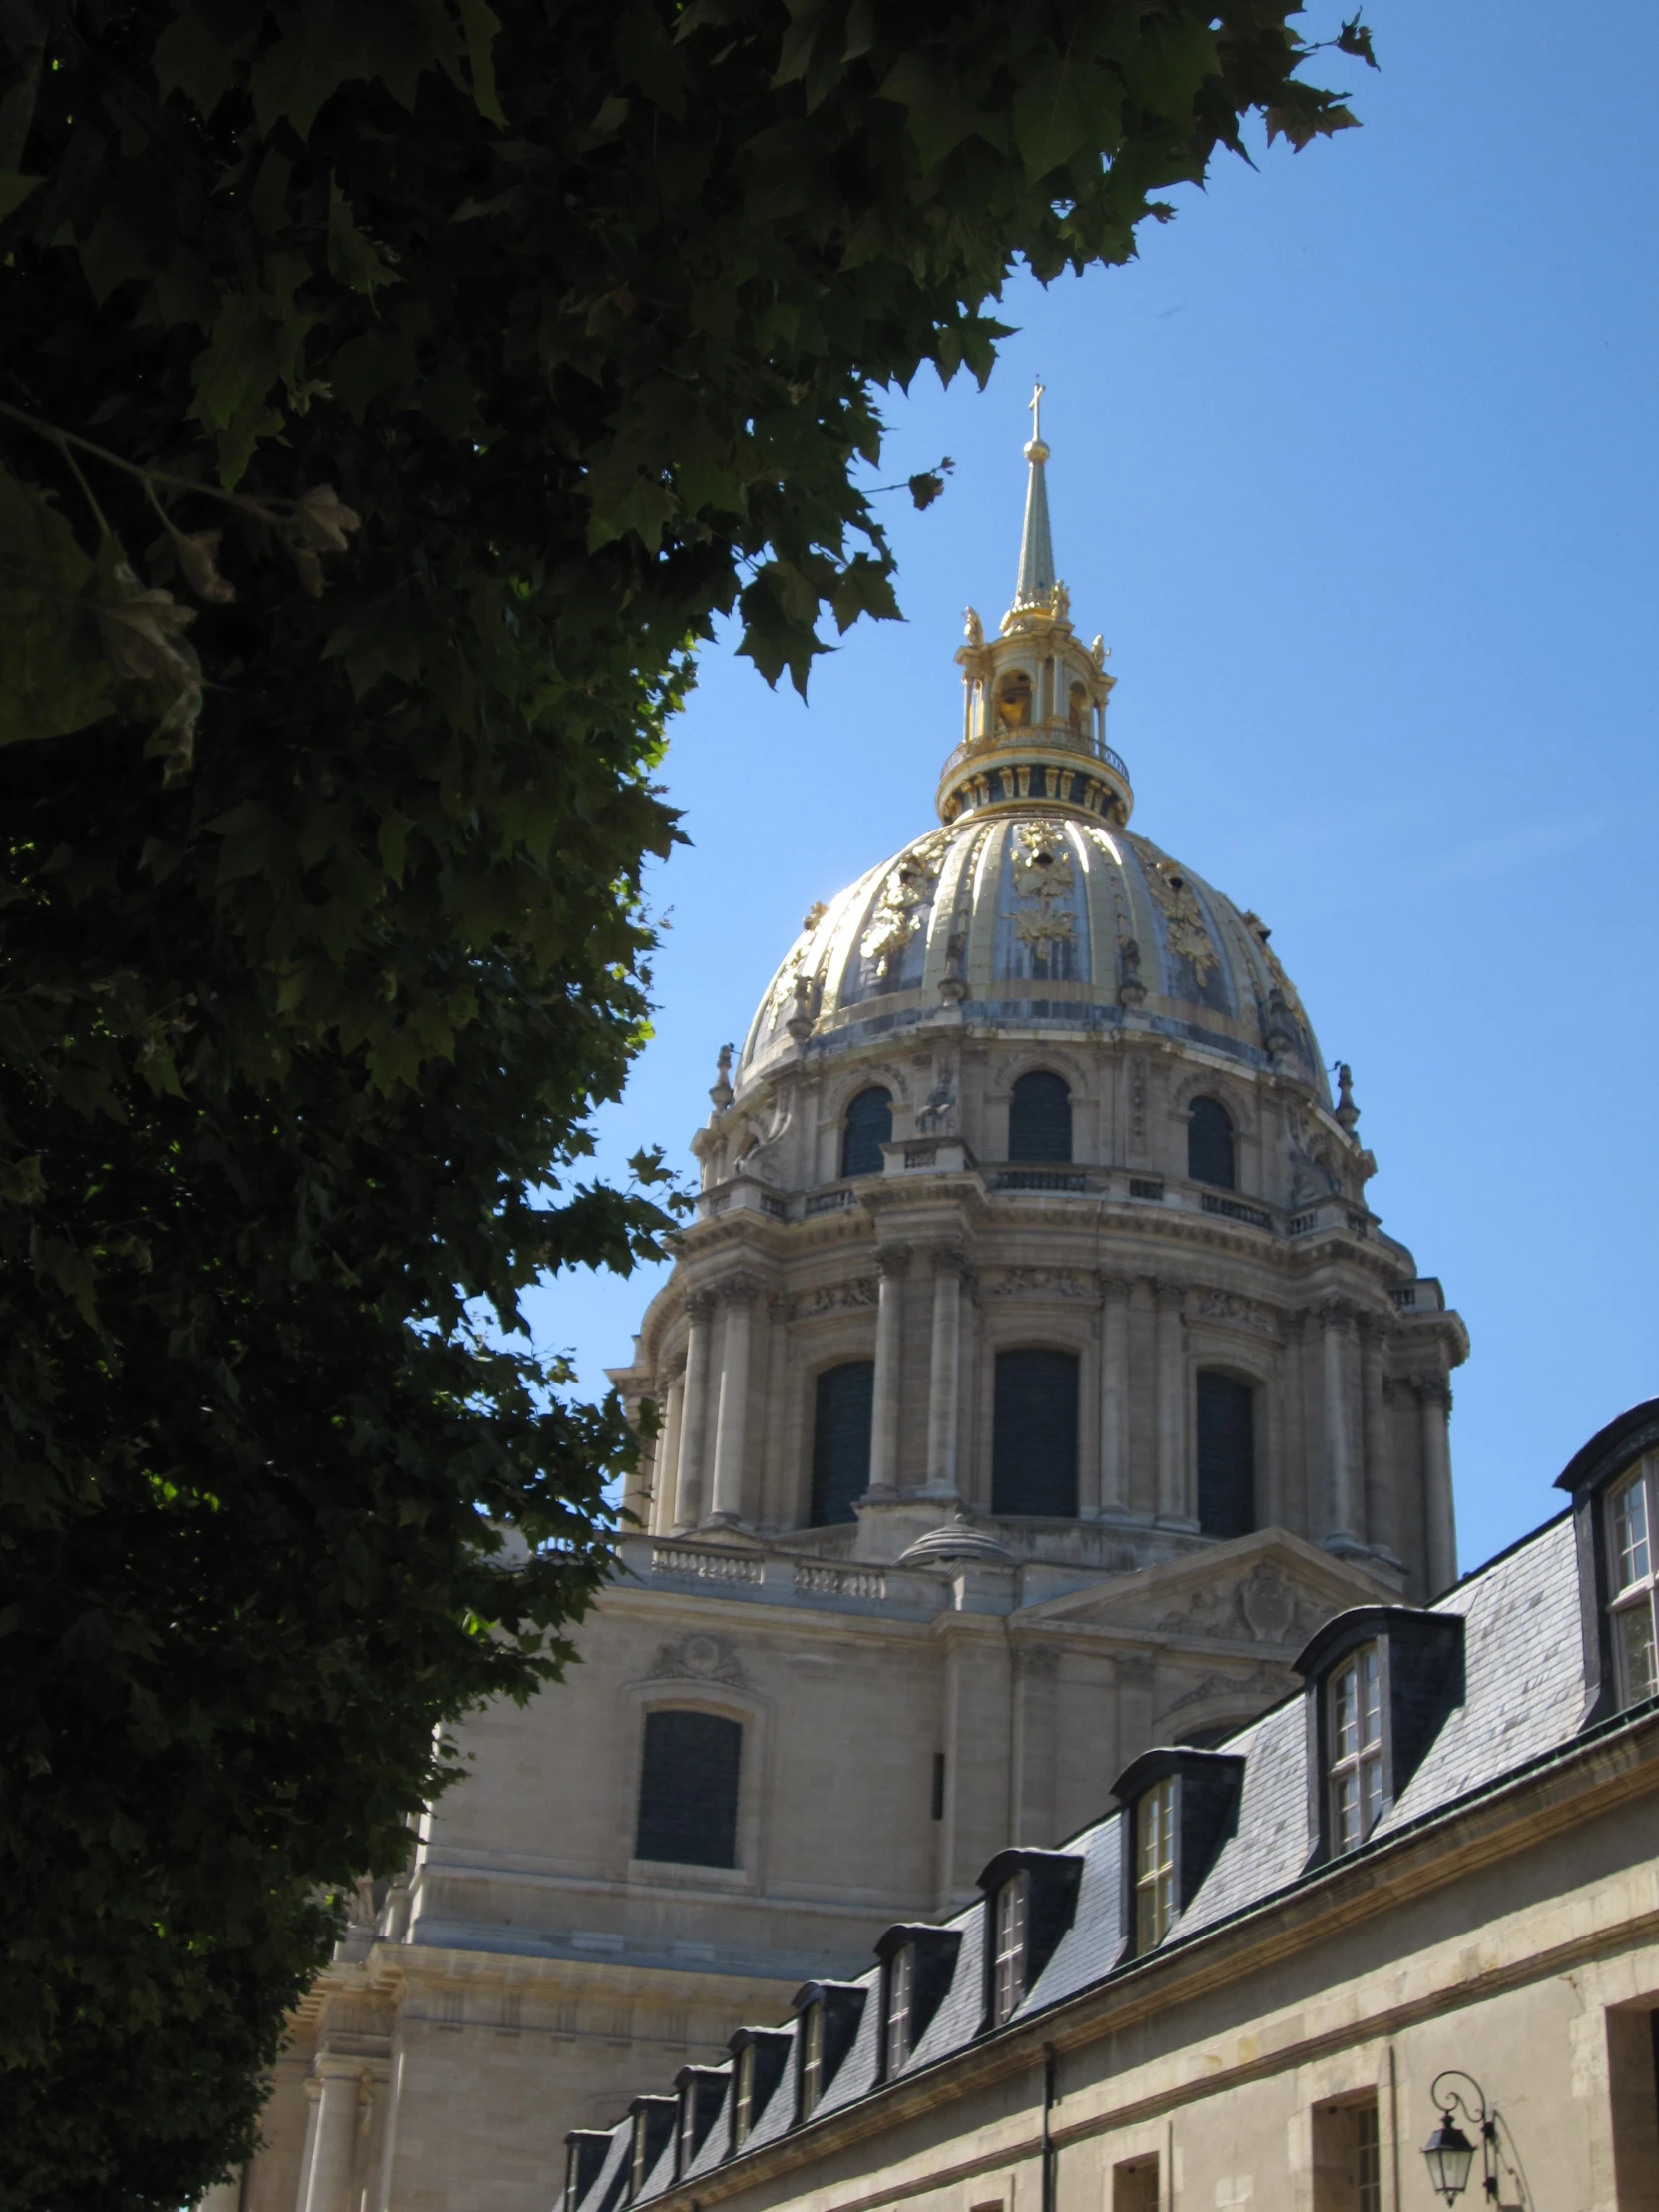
1150,1561,1321,1647
988,1267,1095,1300
648,1633,747,1688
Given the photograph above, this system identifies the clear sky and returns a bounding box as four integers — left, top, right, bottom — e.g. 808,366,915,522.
522,1,1659,1577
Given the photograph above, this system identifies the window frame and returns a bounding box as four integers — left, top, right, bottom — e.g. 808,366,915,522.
632,1704,745,1872
1007,1068,1074,1164
797,1999,824,2121
731,2043,756,2152
1294,1604,1463,1864
991,1869,1029,2027
1133,1776,1175,1951
1327,1640,1385,1854
883,1940,914,2076
1607,1459,1659,1710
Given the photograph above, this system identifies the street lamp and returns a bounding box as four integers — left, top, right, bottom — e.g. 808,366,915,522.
1421,2073,1498,2203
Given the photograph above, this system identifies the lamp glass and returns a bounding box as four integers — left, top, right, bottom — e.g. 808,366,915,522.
1421,2117,1477,2201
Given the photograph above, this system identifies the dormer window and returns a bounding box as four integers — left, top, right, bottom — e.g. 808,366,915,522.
1133,1778,1175,1950
1608,1461,1659,1707
991,1870,1029,2026
1113,1749,1246,1956
977,1849,1083,2029
1329,1642,1384,1851
798,2001,824,2118
1294,1606,1464,1862
884,1942,913,2072
873,1923,960,2078
627,2100,677,2200
674,2068,726,2177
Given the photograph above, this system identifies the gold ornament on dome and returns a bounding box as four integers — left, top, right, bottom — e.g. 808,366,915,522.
858,829,951,977
1144,853,1217,982
1010,819,1077,946
1240,909,1303,1011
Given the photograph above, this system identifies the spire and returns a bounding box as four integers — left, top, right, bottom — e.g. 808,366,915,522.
1013,379,1056,611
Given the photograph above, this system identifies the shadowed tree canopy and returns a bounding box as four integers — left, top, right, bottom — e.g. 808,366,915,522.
0,2,1374,2205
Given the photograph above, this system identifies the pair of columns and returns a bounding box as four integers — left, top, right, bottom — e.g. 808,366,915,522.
668,1277,757,1531
867,1242,969,1500
1096,1274,1189,1527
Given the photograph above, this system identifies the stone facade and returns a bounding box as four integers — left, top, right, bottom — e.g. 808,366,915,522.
230,411,1471,2212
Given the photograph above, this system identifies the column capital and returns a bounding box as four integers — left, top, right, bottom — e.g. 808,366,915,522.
1356,1309,1391,1348
1411,1374,1453,1412
1315,1293,1361,1330
1099,1270,1135,1304
767,1290,794,1322
928,1242,972,1278
1152,1276,1188,1311
685,1287,718,1321
716,1270,760,1304
875,1241,910,1278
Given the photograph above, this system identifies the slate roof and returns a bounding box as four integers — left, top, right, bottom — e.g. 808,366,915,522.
573,1504,1648,2212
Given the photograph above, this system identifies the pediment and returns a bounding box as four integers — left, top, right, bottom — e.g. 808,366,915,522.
1017,1528,1397,1651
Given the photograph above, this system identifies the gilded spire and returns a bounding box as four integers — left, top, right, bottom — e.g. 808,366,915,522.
1012,380,1056,611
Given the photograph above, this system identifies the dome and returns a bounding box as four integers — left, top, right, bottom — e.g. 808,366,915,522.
737,400,1323,1101
739,811,1324,1098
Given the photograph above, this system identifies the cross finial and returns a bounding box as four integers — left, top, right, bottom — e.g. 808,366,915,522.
1029,378,1045,446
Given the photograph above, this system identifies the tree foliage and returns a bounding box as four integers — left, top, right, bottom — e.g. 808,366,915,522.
0,1,1371,2204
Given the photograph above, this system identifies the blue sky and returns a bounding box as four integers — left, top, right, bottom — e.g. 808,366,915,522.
523,2,1659,1575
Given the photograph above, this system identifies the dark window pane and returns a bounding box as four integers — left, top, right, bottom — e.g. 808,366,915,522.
1009,1071,1072,1162
635,1710,742,1867
1196,1371,1255,1539
992,1349,1079,1516
811,1361,874,1527
842,1087,892,1177
1188,1097,1235,1189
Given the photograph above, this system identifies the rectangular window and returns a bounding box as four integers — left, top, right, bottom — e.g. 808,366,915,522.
992,1871,1029,2026
732,2045,755,2149
1134,1778,1176,1950
799,2002,824,2118
885,1944,914,2074
1610,1465,1659,1709
1112,2155,1159,2212
635,1708,743,1868
1312,2094,1382,2212
1329,1643,1384,1852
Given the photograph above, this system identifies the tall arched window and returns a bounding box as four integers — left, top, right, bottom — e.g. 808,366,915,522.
1187,1096,1235,1189
1008,1071,1072,1163
1196,1371,1255,1539
810,1361,874,1527
635,1709,743,1867
841,1086,892,1177
992,1349,1079,1516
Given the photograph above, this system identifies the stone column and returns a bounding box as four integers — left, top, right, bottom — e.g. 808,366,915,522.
1154,1280,1189,1524
707,1277,754,1526
1417,1377,1458,1596
672,1291,716,1530
924,1246,968,1498
652,1369,685,1535
301,2062,367,2212
868,1244,907,1499
293,2081,323,2212
619,1395,651,1532
1320,1298,1360,1548
1360,1318,1395,1559
1098,1274,1133,1517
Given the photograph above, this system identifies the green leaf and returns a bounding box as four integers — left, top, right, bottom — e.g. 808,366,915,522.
455,0,507,125
327,179,403,297
0,464,114,743
0,168,42,221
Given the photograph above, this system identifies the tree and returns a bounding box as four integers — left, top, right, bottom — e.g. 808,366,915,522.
0,3,1374,2204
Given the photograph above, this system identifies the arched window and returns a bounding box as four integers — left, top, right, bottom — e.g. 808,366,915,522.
635,1709,742,1867
1188,1096,1235,1188
1196,1371,1255,1539
1008,1070,1072,1163
992,1349,1079,1516
810,1361,874,1527
841,1086,892,1177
